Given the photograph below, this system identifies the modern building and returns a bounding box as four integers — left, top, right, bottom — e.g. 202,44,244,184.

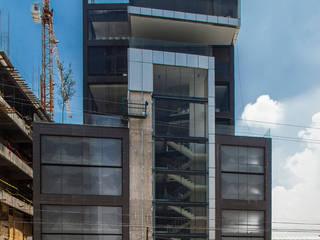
0,51,50,240
33,1,271,240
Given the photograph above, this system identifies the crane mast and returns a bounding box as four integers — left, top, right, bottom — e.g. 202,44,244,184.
41,0,54,119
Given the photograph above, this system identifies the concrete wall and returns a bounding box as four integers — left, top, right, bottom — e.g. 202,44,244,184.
129,91,153,240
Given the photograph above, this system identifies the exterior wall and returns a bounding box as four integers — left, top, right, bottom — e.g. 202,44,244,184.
215,135,272,240
33,123,129,240
128,48,215,240
128,91,153,240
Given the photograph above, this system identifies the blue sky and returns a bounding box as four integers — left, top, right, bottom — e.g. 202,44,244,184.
0,0,83,123
2,0,320,238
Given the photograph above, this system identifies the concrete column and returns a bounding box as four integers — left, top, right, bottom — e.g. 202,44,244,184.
129,91,153,240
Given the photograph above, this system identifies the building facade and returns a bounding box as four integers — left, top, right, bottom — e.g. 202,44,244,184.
33,1,271,240
0,51,50,240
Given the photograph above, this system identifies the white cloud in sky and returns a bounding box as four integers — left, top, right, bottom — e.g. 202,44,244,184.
273,112,320,239
241,94,284,128
240,93,320,239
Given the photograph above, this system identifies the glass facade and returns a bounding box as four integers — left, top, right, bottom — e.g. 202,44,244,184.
88,10,129,40
88,46,127,77
222,210,265,237
153,65,208,239
41,136,123,196
132,0,239,18
220,145,265,201
42,205,122,237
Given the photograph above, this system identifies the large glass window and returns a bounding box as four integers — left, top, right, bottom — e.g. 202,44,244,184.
220,146,265,201
88,10,129,40
155,140,207,171
221,146,264,174
41,166,122,195
43,235,121,240
154,98,207,138
222,210,264,237
42,205,122,235
154,65,208,99
41,136,122,196
215,85,229,113
132,0,238,17
89,0,129,3
155,204,207,235
88,84,127,116
221,173,264,200
42,136,121,166
155,173,206,202
88,46,127,76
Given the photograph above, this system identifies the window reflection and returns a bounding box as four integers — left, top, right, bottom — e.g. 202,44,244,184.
42,206,122,235
154,65,208,99
222,210,264,237
41,136,122,167
41,166,122,196
154,99,207,138
155,205,207,235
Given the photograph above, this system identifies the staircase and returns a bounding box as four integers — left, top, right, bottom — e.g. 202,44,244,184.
168,206,206,220
167,174,206,191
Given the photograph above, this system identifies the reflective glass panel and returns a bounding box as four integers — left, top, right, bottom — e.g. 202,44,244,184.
222,210,264,237
221,146,264,173
155,173,206,202
41,136,122,167
215,85,229,113
221,173,264,200
88,10,129,40
155,204,207,235
41,166,122,196
154,99,207,138
42,206,122,234
155,141,207,171
43,235,121,240
153,65,208,98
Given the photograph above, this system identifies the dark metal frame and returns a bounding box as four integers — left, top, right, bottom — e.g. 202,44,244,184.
33,122,129,240
215,134,272,240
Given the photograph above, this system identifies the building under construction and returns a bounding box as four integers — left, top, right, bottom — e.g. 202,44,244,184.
0,51,50,240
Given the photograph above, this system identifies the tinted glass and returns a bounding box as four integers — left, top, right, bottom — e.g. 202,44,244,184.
153,65,208,98
154,99,207,138
155,173,206,202
41,166,122,196
222,210,264,237
221,146,264,173
88,46,127,76
155,204,207,234
88,10,129,40
89,0,129,3
154,141,207,171
130,38,211,56
42,206,122,234
43,235,121,240
221,173,264,200
41,136,122,167
89,84,127,116
215,85,229,113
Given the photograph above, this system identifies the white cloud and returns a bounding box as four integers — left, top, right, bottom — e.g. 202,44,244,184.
241,95,284,128
272,112,320,239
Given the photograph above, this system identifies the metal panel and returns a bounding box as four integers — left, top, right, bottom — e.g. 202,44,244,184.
142,62,153,92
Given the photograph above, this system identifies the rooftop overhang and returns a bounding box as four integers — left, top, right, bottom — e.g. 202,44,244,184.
128,6,240,45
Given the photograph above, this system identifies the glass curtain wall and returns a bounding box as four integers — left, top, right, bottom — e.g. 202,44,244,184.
153,65,208,240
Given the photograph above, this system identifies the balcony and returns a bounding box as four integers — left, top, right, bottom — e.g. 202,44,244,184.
128,4,240,45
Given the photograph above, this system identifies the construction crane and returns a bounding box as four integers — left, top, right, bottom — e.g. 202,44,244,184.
31,0,72,120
